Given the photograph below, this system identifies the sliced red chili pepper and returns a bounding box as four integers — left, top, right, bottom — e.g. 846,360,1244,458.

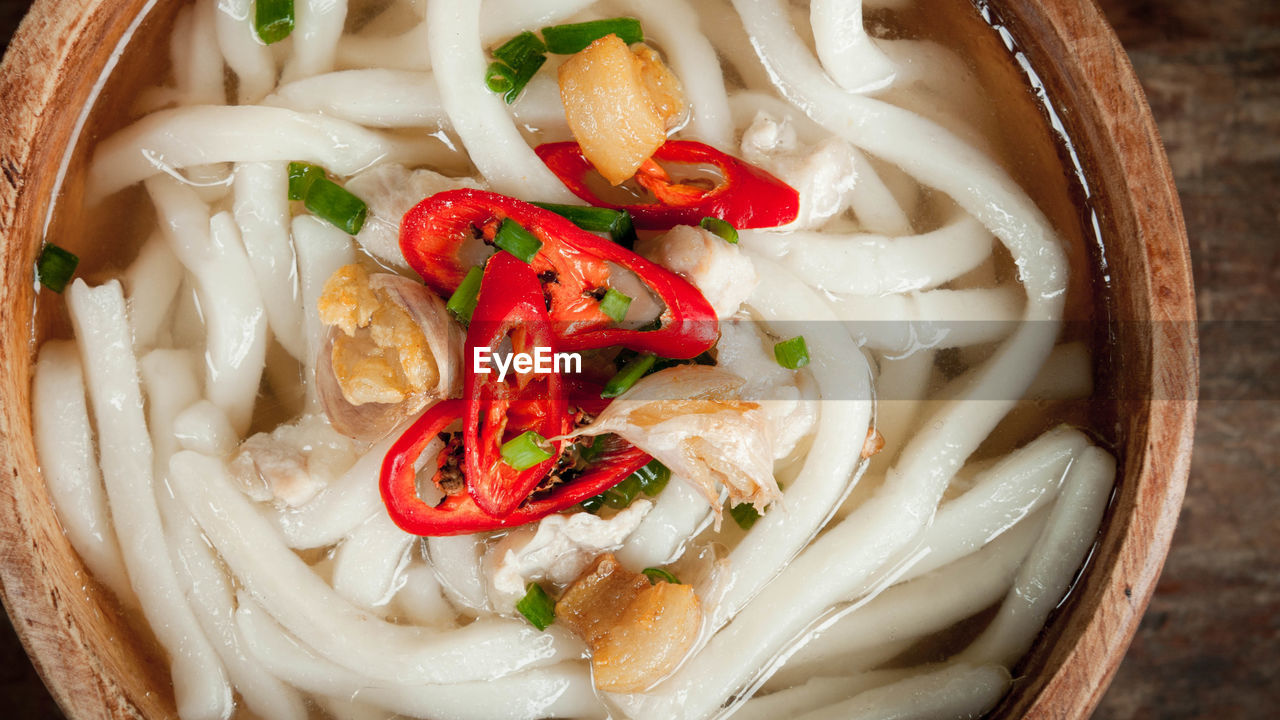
464,252,569,516
380,399,652,536
534,140,800,230
400,189,718,358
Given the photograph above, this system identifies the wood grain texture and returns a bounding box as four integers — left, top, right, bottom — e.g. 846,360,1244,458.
0,0,1223,719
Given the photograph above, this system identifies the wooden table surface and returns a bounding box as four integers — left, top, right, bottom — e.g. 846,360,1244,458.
0,0,1275,718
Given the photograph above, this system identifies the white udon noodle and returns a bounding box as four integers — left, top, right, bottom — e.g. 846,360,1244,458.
31,0,1120,718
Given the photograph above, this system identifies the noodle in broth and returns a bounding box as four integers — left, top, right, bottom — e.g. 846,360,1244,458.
31,0,1116,718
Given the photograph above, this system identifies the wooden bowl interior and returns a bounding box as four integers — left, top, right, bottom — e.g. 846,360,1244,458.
0,1,1196,719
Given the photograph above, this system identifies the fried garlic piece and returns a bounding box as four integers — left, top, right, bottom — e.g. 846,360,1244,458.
318,264,438,406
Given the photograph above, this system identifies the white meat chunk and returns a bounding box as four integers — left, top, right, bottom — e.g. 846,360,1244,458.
345,163,485,270
636,225,757,319
486,500,653,614
229,414,360,507
740,112,858,230
716,317,819,460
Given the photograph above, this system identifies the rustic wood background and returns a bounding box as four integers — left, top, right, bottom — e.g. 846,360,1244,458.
0,0,1274,717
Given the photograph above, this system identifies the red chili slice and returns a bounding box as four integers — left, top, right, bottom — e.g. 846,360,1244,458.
400,189,718,358
464,252,569,516
534,140,800,230
380,399,652,536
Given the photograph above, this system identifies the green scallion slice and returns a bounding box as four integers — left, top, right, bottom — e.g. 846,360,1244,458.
515,583,556,630
602,352,656,398
304,177,368,235
287,161,324,201
494,218,543,262
488,32,547,103
581,493,606,513
633,459,671,497
602,473,643,509
501,430,554,470
773,336,811,370
531,203,637,246
493,31,547,69
542,18,643,54
485,63,515,94
36,244,79,293
729,503,761,531
699,216,739,244
579,435,608,464
642,567,680,585
598,288,632,324
446,266,484,325
254,0,295,45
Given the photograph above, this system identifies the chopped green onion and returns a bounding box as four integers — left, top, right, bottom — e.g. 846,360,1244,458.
515,583,556,630
485,63,515,94
581,493,606,513
493,31,547,69
446,266,484,325
773,336,810,370
602,473,643,509
254,0,295,45
642,567,681,585
287,161,324,201
542,18,643,54
729,503,761,530
494,218,543,263
304,178,368,235
501,430,554,470
633,459,671,497
36,244,79,293
579,435,608,464
487,32,547,103
602,352,656,398
531,203,637,246
584,458,669,512
699,216,739,244
598,288,632,324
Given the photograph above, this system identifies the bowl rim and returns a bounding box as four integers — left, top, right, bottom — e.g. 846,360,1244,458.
0,0,1198,718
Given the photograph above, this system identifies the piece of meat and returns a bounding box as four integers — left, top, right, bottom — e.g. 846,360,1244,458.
555,553,702,693
635,224,758,319
558,35,685,185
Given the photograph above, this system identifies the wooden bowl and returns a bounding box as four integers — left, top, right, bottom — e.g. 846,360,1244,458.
0,0,1197,718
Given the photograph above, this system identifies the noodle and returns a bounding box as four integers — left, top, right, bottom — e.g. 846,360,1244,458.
809,0,895,93
426,0,577,202
66,280,232,720
169,450,581,685
32,342,133,606
792,663,1011,720
121,232,183,352
147,176,267,435
89,106,414,199
268,70,448,129
235,596,604,720
213,0,275,104
737,212,993,296
231,161,306,361
283,0,348,82
330,511,417,612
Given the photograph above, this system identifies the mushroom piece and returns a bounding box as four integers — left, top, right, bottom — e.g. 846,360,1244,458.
555,553,701,693
316,264,462,440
